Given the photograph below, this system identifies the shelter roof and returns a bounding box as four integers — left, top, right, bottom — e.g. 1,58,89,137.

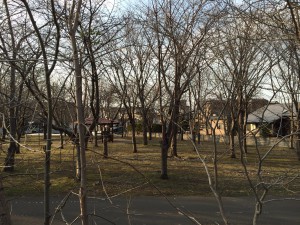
85,117,119,125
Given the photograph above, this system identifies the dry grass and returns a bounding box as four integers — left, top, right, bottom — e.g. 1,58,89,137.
0,134,299,198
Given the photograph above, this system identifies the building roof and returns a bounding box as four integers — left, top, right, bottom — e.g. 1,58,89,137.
85,117,119,125
247,103,292,123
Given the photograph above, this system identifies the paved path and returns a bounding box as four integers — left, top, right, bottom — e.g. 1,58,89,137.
9,195,300,224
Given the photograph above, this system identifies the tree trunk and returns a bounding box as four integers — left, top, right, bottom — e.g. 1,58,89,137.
296,140,300,160
131,121,138,153
148,127,152,140
243,110,248,154
4,59,17,172
296,114,300,160
205,118,210,135
16,133,21,154
161,123,168,179
142,119,148,145
1,128,6,141
155,11,168,179
229,127,236,158
4,144,16,172
60,131,64,149
171,98,180,157
290,114,294,149
44,46,54,225
229,111,236,158
94,126,98,147
192,131,196,143
238,100,246,154
296,133,300,160
75,141,81,180
43,123,47,140
171,126,178,157
3,0,17,172
44,144,51,225
72,48,88,225
103,130,108,158
69,1,87,222
161,143,169,179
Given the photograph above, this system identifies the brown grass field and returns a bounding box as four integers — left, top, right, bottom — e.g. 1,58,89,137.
0,134,299,198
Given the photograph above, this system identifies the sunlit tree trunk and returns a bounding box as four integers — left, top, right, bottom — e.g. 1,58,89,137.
67,0,88,224
20,1,61,224
153,5,169,179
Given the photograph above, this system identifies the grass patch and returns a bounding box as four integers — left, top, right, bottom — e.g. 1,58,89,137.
0,135,299,198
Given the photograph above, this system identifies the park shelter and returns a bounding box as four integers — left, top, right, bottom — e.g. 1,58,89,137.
85,117,120,141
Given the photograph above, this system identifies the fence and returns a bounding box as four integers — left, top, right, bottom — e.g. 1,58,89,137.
195,134,291,148
128,132,293,148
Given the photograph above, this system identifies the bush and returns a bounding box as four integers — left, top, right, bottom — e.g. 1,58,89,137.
152,124,162,133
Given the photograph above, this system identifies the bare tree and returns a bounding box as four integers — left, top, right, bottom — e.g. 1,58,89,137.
148,0,223,158
1,0,26,172
18,0,61,224
209,6,274,157
118,13,159,146
272,0,300,160
65,0,89,224
79,0,121,147
235,1,300,158
143,0,225,180
0,0,61,224
105,37,140,153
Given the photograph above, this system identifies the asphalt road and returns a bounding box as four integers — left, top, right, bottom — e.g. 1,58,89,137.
9,195,300,225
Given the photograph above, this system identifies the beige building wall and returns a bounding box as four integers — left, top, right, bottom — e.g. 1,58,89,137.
199,119,227,136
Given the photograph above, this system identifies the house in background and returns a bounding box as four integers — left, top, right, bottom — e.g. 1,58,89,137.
199,98,269,136
248,98,269,113
199,99,229,135
247,103,294,137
